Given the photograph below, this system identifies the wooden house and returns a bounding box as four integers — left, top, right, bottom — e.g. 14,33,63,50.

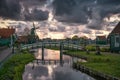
109,22,120,53
96,36,107,45
0,28,15,46
17,36,29,44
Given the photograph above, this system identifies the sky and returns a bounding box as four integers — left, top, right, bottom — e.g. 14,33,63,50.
0,0,120,39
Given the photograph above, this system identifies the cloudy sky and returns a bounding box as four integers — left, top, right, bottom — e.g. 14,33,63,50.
0,0,120,39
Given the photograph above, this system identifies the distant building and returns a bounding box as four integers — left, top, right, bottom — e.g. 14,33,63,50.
0,28,15,46
96,36,107,45
108,22,120,52
17,36,29,44
16,23,39,44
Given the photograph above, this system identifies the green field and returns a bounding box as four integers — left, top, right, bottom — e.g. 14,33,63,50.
65,50,120,78
0,50,35,80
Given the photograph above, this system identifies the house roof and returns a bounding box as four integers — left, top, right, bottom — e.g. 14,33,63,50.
111,22,120,34
96,36,106,40
17,36,28,43
0,28,15,38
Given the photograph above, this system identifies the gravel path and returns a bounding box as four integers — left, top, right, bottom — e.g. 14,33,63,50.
0,48,12,62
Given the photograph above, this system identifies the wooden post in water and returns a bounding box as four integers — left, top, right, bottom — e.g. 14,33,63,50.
63,44,64,49
55,43,56,47
60,42,63,65
42,42,44,61
68,42,69,50
77,41,79,51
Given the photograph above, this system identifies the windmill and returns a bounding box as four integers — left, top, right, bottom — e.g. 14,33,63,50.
30,22,39,43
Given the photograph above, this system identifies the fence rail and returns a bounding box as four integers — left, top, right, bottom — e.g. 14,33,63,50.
73,63,120,80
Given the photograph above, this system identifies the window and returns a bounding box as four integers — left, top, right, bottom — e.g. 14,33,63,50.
115,35,120,47
116,36,120,43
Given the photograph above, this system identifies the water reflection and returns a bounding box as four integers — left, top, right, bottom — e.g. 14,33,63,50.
35,49,60,60
23,49,95,80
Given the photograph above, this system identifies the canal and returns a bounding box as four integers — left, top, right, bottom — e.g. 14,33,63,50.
22,48,95,80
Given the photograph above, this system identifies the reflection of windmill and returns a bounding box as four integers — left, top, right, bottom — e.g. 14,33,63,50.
29,22,39,43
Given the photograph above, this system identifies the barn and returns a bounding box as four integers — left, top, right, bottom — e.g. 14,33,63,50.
109,22,120,53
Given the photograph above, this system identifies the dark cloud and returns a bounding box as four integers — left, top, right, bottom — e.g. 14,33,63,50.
0,0,120,27
106,27,112,31
0,0,21,19
73,27,80,34
53,0,120,29
49,26,65,32
82,29,92,34
57,26,65,32
21,0,46,6
53,0,76,15
0,0,49,21
97,0,120,5
24,9,49,21
49,27,57,32
118,15,120,18
95,31,103,34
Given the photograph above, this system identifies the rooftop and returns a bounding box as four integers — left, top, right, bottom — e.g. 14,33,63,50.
0,28,15,38
96,36,106,40
111,22,120,34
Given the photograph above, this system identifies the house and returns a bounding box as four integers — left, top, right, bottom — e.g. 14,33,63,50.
17,36,29,44
16,35,39,44
96,36,107,45
109,22,120,52
0,28,15,46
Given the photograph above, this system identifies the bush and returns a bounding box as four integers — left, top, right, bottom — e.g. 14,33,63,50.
86,45,96,51
86,45,110,52
0,52,34,80
100,47,110,52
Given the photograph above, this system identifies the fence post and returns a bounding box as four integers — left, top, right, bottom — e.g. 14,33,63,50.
42,42,44,61
60,42,63,65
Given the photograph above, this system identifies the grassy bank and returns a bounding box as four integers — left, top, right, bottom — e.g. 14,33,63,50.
0,50,34,80
65,50,120,78
45,46,60,50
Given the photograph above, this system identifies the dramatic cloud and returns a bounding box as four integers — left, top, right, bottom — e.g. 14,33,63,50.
0,0,49,21
0,0,120,27
53,0,120,29
82,29,92,34
95,31,104,34
0,0,120,39
0,0,21,19
24,9,49,21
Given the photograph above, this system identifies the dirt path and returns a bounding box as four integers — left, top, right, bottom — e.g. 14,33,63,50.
0,48,12,62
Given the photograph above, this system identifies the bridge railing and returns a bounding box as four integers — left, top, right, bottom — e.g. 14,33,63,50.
20,42,82,50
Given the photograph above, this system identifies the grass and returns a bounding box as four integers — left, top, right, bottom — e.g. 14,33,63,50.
65,50,120,78
86,44,110,52
45,46,60,50
0,50,35,80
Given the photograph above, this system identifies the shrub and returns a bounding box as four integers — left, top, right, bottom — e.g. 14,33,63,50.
86,45,96,51
0,52,34,80
100,47,110,52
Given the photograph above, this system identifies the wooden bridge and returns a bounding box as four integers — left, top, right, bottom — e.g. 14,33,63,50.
19,41,82,64
20,42,82,50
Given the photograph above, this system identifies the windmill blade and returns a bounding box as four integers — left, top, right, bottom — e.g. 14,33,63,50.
36,27,39,29
33,22,39,29
33,22,36,28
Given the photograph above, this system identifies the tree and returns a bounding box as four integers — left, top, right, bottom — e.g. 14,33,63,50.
72,35,79,40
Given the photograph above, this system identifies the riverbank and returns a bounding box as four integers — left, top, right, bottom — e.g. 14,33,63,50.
0,50,35,80
65,50,120,79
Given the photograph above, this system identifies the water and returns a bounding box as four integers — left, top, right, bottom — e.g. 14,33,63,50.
22,49,95,80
